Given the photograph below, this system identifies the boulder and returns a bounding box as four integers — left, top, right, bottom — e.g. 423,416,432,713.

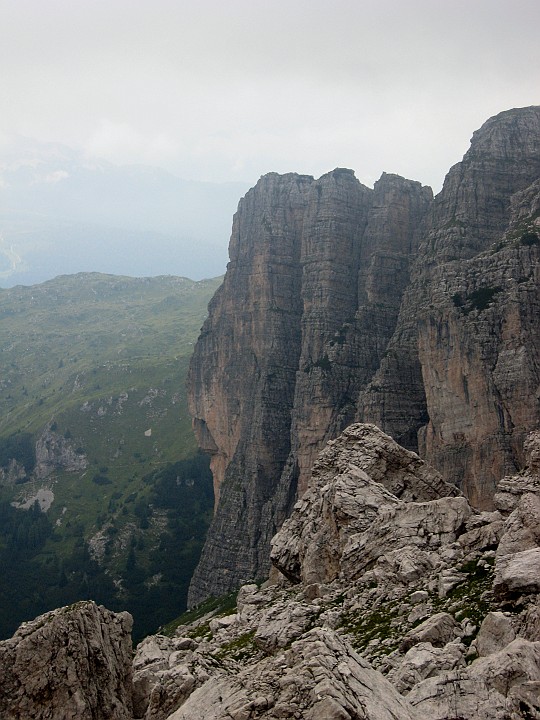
389,641,466,693
476,612,516,657
494,548,540,596
400,612,462,652
408,638,540,719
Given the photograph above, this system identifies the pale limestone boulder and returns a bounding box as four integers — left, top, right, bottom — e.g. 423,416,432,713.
309,424,459,502
166,628,423,720
271,464,401,584
373,547,438,586
400,612,462,652
254,600,317,651
476,612,516,657
341,496,472,581
408,638,540,720
133,635,173,672
236,583,268,624
497,492,540,557
135,662,200,720
389,641,466,693
458,518,506,553
132,632,216,719
0,601,133,720
494,548,540,595
209,614,238,633
270,423,460,586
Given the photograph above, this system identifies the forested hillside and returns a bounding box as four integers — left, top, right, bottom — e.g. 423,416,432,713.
0,272,220,639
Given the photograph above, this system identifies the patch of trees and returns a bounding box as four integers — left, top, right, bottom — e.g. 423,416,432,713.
119,452,214,639
0,452,214,643
0,501,116,639
0,432,35,473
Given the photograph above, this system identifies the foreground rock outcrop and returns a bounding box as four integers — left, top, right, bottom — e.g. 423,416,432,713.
6,423,540,719
188,106,540,601
0,601,133,719
128,424,540,719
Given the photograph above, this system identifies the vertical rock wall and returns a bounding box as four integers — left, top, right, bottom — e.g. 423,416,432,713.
188,106,540,604
360,106,540,506
188,169,431,604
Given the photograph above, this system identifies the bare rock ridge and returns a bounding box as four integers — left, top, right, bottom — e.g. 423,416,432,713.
188,106,540,603
361,105,540,507
130,425,540,719
7,423,540,718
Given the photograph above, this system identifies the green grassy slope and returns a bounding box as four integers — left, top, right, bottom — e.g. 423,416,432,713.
0,272,221,640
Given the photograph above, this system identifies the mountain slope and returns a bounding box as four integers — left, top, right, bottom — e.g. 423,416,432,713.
0,272,220,640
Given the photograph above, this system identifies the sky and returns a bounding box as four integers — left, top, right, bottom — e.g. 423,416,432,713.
0,0,539,193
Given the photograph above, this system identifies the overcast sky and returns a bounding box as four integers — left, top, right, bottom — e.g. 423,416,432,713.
1,0,539,192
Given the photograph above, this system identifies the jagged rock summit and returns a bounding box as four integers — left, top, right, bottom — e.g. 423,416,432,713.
188,106,540,603
6,423,540,718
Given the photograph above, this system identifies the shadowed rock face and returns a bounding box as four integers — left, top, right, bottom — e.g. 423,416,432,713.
188,106,540,604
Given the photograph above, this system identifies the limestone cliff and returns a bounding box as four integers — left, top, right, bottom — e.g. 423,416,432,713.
188,169,431,603
188,106,540,602
360,106,540,506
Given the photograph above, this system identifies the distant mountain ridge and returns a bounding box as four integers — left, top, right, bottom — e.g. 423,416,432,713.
0,137,249,285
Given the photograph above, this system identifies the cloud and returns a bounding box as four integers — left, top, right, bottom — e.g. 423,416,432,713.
43,170,69,184
0,0,538,191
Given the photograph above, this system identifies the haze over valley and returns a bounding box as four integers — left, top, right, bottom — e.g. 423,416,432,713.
0,137,247,286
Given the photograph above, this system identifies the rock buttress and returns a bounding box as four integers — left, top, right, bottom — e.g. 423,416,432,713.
188,169,431,604
360,106,540,507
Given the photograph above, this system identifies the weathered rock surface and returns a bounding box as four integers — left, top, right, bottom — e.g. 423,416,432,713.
9,424,540,719
125,425,540,720
188,106,540,602
34,426,88,479
475,611,516,657
408,638,540,719
388,640,466,694
0,600,133,720
0,458,26,486
399,612,463,652
365,106,540,507
494,547,540,596
167,628,421,720
271,424,465,586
